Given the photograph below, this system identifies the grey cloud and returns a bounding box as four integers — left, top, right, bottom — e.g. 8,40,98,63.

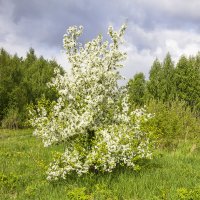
9,0,117,48
143,0,200,31
1,0,200,78
3,0,200,50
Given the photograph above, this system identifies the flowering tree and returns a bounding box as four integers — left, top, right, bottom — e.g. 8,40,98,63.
29,24,154,181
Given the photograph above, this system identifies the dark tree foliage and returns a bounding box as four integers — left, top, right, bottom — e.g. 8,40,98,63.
146,53,175,102
1,47,200,128
127,72,146,106
161,53,176,101
128,52,200,115
0,48,64,128
175,55,200,112
147,58,162,100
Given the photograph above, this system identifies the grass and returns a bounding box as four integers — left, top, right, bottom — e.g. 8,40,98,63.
0,129,200,200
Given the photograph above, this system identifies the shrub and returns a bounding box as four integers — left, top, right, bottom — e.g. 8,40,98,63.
146,99,200,148
29,24,155,180
1,107,20,129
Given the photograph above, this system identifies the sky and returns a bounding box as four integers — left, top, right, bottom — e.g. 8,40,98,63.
0,0,200,79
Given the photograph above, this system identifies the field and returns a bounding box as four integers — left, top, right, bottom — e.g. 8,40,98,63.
1,129,200,200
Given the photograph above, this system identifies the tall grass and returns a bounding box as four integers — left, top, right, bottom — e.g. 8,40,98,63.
1,129,200,199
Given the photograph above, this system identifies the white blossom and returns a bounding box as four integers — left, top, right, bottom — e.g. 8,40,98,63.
29,24,155,180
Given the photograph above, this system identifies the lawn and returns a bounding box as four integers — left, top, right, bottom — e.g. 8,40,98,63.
1,129,200,199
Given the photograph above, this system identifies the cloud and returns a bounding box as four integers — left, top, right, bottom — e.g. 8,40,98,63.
123,24,200,79
0,0,200,80
133,0,200,31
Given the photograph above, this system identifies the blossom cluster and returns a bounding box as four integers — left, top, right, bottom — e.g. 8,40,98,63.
29,24,154,180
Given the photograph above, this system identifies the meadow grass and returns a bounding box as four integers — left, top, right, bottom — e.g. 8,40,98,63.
0,129,200,200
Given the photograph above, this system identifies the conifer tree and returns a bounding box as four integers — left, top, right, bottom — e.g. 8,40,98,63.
161,53,175,101
147,58,162,100
175,55,200,111
128,72,146,106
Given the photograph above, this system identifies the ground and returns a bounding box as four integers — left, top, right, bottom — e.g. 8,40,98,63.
1,129,200,200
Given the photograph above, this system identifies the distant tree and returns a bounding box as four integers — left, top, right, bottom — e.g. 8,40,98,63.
147,58,163,100
130,52,200,115
128,72,146,106
0,48,11,121
193,53,200,112
25,48,37,64
175,55,200,111
161,53,176,101
0,47,63,128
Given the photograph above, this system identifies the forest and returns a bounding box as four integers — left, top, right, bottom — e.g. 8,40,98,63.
128,52,200,113
0,47,199,131
127,52,200,146
0,48,63,129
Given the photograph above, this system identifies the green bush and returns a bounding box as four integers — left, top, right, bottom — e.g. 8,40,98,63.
1,107,20,129
146,99,200,148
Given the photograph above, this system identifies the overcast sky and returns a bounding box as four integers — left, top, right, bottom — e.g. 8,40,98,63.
1,0,200,79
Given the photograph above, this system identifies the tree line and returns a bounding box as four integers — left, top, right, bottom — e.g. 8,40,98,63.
0,48,63,128
127,53,200,114
0,47,199,129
